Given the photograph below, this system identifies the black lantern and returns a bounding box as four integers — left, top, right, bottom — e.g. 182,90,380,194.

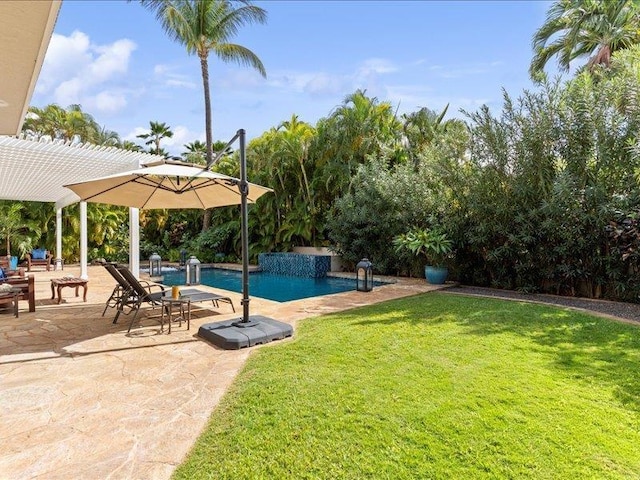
185,255,201,285
179,249,187,266
356,258,373,292
149,253,162,277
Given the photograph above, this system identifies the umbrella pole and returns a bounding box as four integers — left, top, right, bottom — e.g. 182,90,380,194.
239,129,251,323
199,129,294,348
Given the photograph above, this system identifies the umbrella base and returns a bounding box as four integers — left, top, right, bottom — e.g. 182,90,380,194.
198,315,293,350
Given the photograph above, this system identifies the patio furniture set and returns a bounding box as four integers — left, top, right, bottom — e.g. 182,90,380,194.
0,258,234,330
102,263,235,333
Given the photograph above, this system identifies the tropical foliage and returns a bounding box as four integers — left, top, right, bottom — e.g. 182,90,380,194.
136,120,173,156
530,0,640,78
12,6,640,303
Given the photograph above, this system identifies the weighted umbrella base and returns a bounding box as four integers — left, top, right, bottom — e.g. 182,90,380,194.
198,315,293,350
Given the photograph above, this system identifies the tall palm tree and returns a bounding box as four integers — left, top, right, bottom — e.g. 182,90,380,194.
136,120,173,155
530,0,640,79
140,0,267,169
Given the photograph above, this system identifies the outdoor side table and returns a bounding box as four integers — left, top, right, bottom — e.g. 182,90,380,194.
0,288,21,317
51,277,88,304
160,296,191,334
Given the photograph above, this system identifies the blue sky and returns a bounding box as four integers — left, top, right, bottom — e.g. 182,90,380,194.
32,0,553,155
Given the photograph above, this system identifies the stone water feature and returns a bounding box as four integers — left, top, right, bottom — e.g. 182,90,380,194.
258,252,331,277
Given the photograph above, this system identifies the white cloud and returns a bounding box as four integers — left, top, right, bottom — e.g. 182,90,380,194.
36,31,92,94
162,125,202,149
124,126,149,142
426,61,505,79
36,31,136,114
357,58,398,75
216,69,265,89
154,64,169,75
166,79,198,89
386,85,490,117
88,39,135,82
304,73,347,96
153,63,198,89
264,59,399,100
94,91,128,113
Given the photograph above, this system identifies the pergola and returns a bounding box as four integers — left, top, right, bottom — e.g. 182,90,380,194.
0,0,164,278
0,136,165,277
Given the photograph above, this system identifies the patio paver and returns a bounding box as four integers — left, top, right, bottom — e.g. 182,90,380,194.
0,265,441,479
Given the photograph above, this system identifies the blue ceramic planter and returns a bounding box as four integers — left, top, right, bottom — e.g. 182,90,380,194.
425,266,448,284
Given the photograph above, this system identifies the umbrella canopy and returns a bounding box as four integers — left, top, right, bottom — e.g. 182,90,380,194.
64,160,272,209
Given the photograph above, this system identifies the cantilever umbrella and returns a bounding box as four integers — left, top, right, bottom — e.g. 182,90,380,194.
64,146,290,349
64,159,272,209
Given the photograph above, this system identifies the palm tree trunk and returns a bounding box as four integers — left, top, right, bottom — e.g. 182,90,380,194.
200,52,213,166
200,51,213,232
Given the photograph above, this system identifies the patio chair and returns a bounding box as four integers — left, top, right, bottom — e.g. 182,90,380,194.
116,266,167,332
27,248,52,272
0,272,36,312
102,263,132,320
0,255,25,278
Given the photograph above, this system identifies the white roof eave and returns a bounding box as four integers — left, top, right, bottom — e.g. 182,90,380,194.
0,0,62,136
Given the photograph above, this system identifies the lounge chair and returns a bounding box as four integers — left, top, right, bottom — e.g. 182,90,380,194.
116,266,167,332
27,248,52,272
102,263,132,320
177,288,235,313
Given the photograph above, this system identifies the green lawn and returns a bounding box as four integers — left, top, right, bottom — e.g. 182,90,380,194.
174,292,640,479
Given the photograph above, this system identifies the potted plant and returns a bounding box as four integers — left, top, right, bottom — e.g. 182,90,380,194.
393,227,453,284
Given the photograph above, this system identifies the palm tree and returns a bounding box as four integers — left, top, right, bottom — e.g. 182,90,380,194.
0,202,41,259
276,114,315,211
94,126,121,147
22,104,101,143
530,0,640,79
182,139,207,164
120,140,144,152
136,120,173,155
140,0,267,168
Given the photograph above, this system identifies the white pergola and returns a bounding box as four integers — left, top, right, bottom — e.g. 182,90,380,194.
0,0,165,278
0,136,166,278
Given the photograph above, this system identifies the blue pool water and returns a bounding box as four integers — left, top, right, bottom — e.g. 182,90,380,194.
161,268,365,302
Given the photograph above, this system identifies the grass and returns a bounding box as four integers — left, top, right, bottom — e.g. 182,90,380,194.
174,292,640,479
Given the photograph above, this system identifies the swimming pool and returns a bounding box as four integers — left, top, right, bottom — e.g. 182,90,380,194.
161,268,365,302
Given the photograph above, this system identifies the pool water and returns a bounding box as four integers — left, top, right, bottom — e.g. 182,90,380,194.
161,268,364,302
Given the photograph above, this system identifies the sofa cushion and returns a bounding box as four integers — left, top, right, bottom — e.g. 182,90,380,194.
32,249,46,260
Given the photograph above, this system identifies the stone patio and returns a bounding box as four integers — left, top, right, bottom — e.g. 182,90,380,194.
0,265,442,479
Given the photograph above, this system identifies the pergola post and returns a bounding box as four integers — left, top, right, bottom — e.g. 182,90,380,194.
79,201,88,280
55,207,63,270
129,207,140,278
